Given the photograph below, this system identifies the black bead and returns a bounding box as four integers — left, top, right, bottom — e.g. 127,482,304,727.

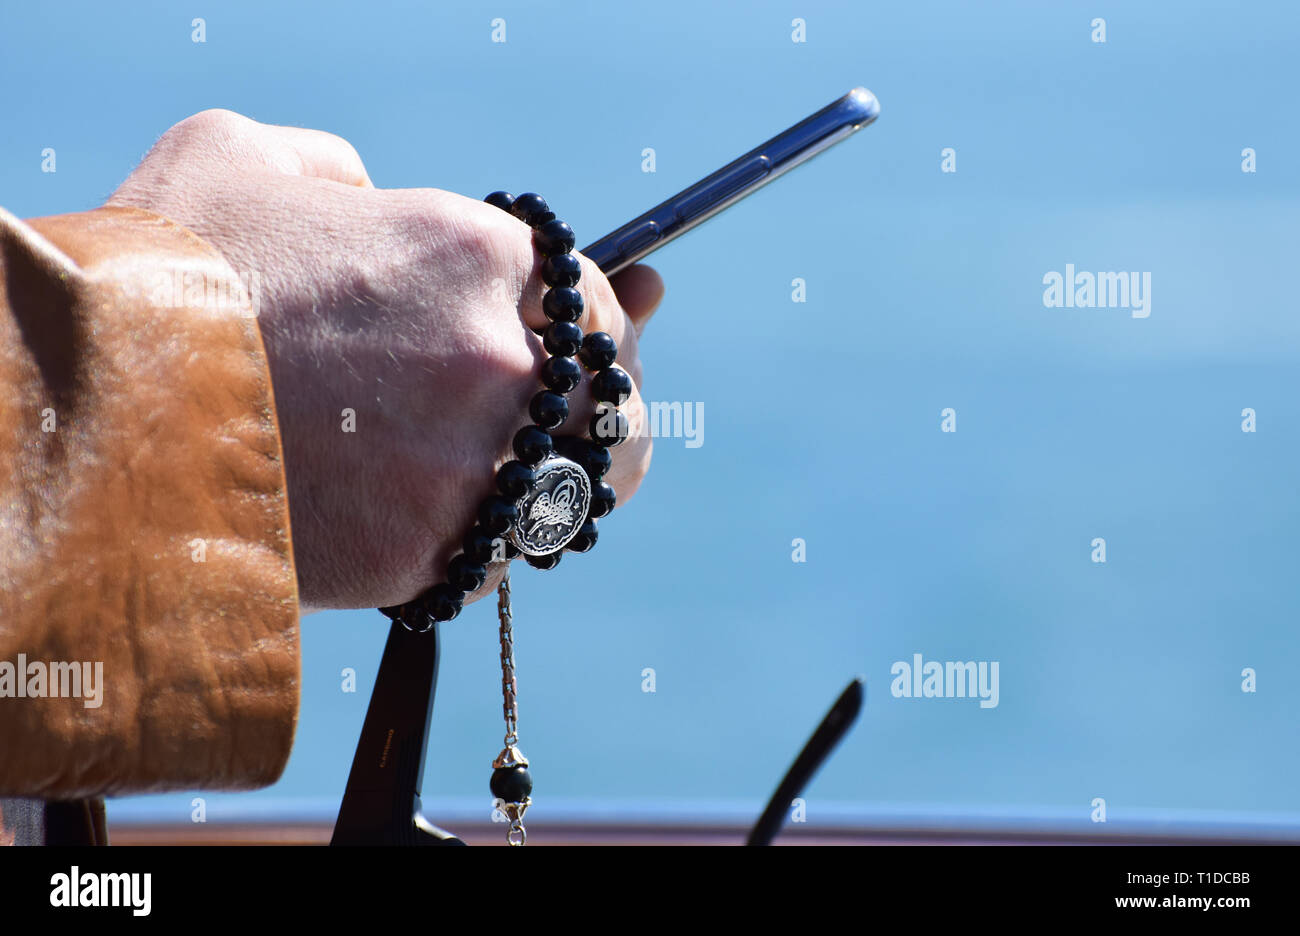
579,443,612,480
529,390,569,431
592,365,633,405
512,425,553,466
524,550,562,570
590,403,629,447
590,405,629,447
544,321,584,357
462,526,500,564
377,604,404,621
555,436,612,480
511,192,549,226
446,555,487,594
496,459,536,498
398,602,435,632
542,287,584,323
566,520,598,553
478,495,519,535
423,584,463,624
490,766,533,803
579,331,618,371
501,539,521,559
534,218,576,256
552,434,585,463
540,356,582,394
588,480,616,519
484,191,515,213
542,253,582,288
531,210,556,227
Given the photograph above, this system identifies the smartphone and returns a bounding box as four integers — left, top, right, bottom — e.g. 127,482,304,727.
582,87,880,276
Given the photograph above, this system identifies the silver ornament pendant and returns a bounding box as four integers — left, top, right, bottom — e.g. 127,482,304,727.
508,455,591,556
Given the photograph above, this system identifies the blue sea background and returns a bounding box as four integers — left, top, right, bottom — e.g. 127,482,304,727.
2,0,1296,834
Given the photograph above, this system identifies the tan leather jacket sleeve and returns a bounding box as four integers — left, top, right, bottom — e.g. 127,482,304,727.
0,204,299,797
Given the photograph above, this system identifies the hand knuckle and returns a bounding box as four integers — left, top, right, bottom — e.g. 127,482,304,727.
168,108,250,143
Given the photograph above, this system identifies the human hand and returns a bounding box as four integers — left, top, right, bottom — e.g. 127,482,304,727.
109,109,663,612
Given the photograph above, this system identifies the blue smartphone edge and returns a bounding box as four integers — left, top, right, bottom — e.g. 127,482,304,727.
582,87,880,276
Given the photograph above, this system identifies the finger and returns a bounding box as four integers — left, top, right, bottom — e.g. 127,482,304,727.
571,251,641,382
599,377,653,504
520,245,643,387
521,249,632,354
548,273,643,437
552,367,652,507
609,264,664,337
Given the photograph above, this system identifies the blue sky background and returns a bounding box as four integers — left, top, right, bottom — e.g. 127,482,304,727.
3,1,1298,835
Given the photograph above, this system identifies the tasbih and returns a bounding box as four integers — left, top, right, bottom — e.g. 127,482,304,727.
377,191,632,845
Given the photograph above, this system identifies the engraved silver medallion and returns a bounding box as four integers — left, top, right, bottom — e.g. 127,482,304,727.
507,456,592,556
